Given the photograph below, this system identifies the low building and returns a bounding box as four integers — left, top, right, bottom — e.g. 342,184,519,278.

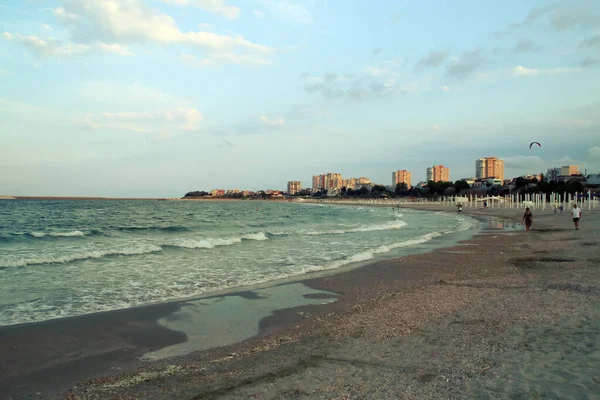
210,189,225,197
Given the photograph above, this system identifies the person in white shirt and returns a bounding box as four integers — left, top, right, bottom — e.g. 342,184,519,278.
572,203,582,230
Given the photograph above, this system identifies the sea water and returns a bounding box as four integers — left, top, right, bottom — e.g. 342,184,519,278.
0,200,474,326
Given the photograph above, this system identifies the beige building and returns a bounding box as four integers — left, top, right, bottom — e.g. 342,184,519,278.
392,170,412,188
342,178,357,189
312,175,320,190
426,165,450,182
357,177,371,185
560,165,579,176
476,157,504,181
287,181,301,195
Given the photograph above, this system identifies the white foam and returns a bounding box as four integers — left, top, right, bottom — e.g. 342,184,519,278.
323,232,442,270
50,230,85,237
301,219,408,236
168,232,268,249
28,230,85,238
0,244,163,269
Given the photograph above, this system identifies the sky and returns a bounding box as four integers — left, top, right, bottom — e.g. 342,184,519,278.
1,0,599,197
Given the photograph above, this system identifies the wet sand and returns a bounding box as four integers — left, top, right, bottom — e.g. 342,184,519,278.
3,206,599,399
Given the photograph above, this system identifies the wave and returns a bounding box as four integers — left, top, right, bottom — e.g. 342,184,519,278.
324,232,442,270
0,245,163,269
165,232,269,249
112,226,191,233
299,220,408,236
27,230,85,238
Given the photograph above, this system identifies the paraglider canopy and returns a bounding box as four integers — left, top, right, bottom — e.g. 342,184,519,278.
529,141,541,150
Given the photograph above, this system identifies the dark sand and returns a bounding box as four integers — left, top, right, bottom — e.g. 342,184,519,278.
3,206,599,399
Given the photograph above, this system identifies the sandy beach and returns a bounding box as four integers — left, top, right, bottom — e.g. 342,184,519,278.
2,205,599,399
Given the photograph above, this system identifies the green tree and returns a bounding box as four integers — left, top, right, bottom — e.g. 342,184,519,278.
395,182,408,193
357,186,370,197
453,180,470,193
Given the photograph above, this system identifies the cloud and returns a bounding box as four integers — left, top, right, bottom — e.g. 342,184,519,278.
303,72,398,101
415,51,448,70
259,116,285,127
0,69,8,77
512,65,578,77
198,23,211,30
441,86,450,91
78,108,202,135
180,52,270,67
261,0,313,24
41,24,53,32
445,49,485,80
254,10,264,18
589,146,600,159
163,0,241,19
2,32,133,57
52,0,271,54
581,57,599,67
579,34,600,49
512,39,541,53
524,1,600,30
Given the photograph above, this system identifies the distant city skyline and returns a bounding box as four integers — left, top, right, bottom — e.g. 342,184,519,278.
0,1,599,197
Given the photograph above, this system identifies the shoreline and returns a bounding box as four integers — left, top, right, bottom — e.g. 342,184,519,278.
3,206,598,398
1,208,481,398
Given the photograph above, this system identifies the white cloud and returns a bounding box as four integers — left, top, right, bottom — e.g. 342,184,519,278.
163,0,241,19
198,23,211,30
259,116,285,127
0,69,9,77
588,146,600,159
513,65,578,77
442,86,450,91
97,42,134,56
180,52,270,67
53,0,271,53
41,24,53,32
261,0,313,23
2,32,133,57
53,6,78,21
79,108,203,135
254,10,264,18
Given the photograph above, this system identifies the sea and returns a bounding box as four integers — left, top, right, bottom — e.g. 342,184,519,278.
0,200,475,327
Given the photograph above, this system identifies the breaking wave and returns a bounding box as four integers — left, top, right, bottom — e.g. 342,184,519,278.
0,245,163,269
165,232,269,249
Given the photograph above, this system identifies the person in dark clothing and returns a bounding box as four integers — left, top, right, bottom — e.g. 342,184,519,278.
522,207,533,231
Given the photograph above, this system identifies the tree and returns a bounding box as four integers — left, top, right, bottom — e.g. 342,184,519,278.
341,186,347,196
372,185,386,193
357,186,370,197
184,191,208,197
395,182,408,194
453,180,470,193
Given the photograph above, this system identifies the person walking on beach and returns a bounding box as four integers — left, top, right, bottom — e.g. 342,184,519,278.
572,203,582,230
522,207,533,231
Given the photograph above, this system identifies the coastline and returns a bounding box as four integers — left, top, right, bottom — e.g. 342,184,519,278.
0,207,479,399
3,206,599,399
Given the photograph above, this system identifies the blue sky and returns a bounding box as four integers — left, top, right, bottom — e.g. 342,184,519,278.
1,0,599,197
